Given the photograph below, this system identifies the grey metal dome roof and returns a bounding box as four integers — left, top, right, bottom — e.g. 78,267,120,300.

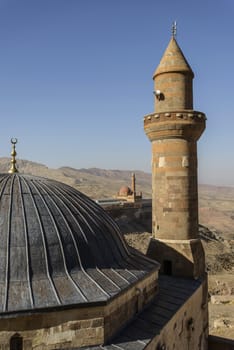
0,174,158,315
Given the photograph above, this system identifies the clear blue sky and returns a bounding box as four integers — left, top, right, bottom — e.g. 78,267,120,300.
0,0,233,186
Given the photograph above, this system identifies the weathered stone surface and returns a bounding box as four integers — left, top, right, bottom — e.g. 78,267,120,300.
81,276,208,350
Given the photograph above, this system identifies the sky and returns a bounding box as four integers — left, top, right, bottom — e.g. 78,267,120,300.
0,0,233,186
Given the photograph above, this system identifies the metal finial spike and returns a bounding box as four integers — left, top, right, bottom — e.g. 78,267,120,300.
8,138,19,174
172,21,177,38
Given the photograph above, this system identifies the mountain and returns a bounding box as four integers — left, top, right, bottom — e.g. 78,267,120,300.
0,158,152,199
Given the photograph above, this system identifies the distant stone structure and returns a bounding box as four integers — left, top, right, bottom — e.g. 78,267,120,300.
115,173,142,203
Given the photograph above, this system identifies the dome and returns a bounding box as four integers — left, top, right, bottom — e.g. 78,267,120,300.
0,174,157,315
118,185,132,196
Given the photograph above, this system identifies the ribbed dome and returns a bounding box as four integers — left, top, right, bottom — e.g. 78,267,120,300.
0,174,157,315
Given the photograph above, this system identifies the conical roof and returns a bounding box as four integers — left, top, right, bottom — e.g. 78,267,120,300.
153,37,194,78
0,174,158,315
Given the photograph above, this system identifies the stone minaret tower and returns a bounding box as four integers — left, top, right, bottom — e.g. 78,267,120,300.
131,173,136,200
144,30,206,278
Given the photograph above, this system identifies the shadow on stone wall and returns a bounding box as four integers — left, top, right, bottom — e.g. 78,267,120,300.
208,335,234,350
147,238,194,277
146,237,205,279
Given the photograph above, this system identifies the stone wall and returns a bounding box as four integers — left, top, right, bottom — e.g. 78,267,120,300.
154,72,193,112
146,278,209,350
104,271,158,341
147,237,206,279
0,271,158,349
0,307,104,349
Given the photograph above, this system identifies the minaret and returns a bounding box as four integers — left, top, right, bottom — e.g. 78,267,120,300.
144,27,206,278
131,173,136,200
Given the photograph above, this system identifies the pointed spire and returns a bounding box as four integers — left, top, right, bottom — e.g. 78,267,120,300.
152,25,194,112
8,138,19,174
153,29,194,79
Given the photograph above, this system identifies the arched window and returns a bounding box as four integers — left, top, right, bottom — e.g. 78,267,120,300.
10,334,23,350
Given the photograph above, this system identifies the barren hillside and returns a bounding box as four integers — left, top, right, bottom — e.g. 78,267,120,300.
1,157,233,238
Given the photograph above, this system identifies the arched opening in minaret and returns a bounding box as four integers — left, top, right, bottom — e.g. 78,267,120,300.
10,334,23,350
163,260,172,275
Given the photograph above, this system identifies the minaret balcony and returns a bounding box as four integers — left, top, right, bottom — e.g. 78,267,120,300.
144,110,206,141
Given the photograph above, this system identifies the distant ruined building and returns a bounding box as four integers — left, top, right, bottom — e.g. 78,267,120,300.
2,27,232,350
